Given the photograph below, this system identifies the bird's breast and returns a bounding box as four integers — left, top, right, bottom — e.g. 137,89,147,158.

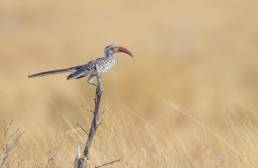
96,58,115,73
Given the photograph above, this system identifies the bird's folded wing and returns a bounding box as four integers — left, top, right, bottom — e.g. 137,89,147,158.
67,66,93,80
66,60,97,80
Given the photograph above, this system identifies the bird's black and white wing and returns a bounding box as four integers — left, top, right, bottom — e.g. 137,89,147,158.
67,60,97,80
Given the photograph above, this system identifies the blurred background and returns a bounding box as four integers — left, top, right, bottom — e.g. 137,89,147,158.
0,0,258,167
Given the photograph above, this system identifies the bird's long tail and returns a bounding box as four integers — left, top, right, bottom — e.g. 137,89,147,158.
28,65,81,78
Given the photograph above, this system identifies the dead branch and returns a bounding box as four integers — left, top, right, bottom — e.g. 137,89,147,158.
74,72,103,168
76,123,89,135
95,159,121,168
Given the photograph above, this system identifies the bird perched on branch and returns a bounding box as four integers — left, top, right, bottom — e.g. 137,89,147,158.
28,45,133,85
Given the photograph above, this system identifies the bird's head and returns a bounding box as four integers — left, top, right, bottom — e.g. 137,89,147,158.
104,45,133,57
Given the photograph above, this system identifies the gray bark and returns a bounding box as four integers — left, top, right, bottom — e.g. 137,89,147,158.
74,73,103,168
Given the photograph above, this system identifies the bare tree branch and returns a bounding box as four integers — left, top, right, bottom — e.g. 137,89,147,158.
74,72,103,168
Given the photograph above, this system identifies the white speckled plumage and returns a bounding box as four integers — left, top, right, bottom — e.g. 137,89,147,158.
96,56,115,73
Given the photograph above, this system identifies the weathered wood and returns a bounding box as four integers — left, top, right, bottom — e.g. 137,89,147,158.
74,73,103,168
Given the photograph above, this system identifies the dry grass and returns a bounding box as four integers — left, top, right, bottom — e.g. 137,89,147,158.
0,0,258,167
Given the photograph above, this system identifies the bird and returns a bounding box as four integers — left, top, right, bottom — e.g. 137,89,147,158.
28,45,133,85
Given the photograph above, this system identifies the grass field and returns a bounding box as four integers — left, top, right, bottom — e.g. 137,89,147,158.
0,0,258,167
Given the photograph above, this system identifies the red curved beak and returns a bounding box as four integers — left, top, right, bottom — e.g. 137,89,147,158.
116,46,133,57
